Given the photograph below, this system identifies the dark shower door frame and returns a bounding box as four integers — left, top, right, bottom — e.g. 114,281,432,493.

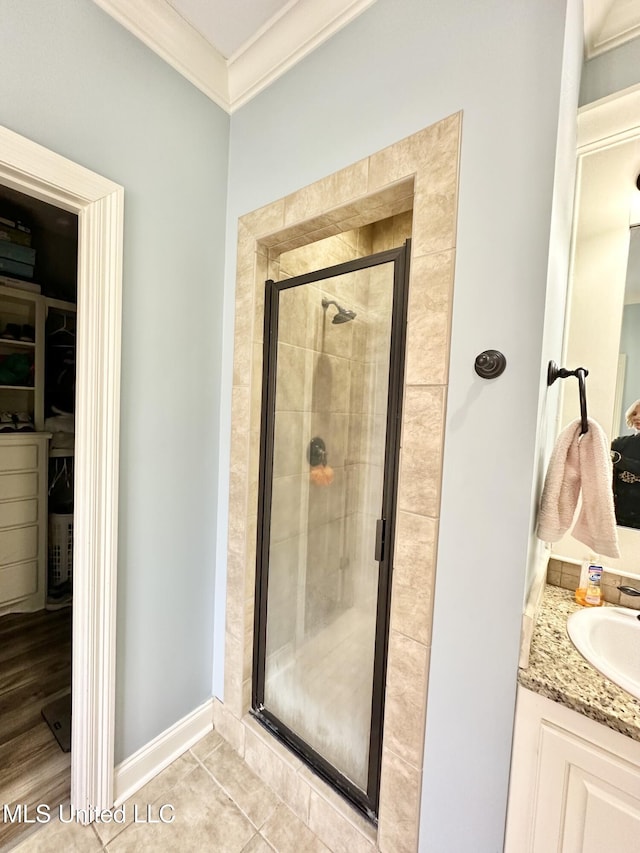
252,240,411,820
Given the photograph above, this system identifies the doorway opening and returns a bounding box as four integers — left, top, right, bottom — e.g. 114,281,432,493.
0,124,123,828
252,241,411,818
0,185,78,847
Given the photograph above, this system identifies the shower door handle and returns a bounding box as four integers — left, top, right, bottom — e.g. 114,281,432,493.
375,518,386,563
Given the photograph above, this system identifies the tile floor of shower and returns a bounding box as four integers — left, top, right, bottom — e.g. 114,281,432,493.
264,606,375,792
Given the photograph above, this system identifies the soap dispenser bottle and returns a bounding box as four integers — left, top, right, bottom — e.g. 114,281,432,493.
575,558,604,607
585,563,603,606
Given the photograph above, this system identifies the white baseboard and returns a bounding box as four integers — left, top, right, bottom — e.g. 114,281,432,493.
113,698,214,805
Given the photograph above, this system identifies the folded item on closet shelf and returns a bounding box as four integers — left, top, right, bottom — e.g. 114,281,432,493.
45,415,74,434
0,411,34,432
0,412,15,432
13,412,34,431
0,352,32,385
52,404,74,417
50,432,74,452
1,323,21,340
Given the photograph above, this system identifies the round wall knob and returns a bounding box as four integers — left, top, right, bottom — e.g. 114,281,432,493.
474,350,507,379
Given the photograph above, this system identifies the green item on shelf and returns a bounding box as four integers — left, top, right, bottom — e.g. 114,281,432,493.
0,352,32,385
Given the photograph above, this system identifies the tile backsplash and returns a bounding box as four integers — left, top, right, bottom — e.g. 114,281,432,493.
547,557,640,609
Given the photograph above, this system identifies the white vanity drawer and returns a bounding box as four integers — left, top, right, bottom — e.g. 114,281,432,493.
0,499,38,529
0,525,38,566
0,444,38,472
0,472,38,501
0,560,37,605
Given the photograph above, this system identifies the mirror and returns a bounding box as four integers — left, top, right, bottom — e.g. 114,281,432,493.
553,88,640,574
611,227,640,530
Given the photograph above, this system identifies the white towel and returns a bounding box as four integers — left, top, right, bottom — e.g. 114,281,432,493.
537,417,620,559
537,419,581,543
573,419,620,558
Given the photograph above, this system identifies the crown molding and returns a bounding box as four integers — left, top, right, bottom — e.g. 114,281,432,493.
584,0,640,60
92,0,376,113
227,0,376,111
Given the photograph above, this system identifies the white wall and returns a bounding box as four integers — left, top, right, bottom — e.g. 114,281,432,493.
0,0,230,763
620,229,640,433
524,0,583,605
218,0,577,849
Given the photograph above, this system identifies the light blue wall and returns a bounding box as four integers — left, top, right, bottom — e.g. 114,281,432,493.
580,36,640,105
0,0,230,763
220,0,573,849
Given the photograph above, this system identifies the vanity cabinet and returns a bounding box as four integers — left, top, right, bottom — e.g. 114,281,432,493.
505,686,640,852
0,432,50,612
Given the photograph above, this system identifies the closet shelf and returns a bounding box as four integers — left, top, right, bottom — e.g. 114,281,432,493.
0,339,35,349
0,384,34,391
0,430,52,440
49,447,74,458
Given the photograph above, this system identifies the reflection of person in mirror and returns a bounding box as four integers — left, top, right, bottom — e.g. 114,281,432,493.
612,399,640,529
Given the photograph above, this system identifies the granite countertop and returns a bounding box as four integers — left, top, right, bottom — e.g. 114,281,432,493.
519,584,640,742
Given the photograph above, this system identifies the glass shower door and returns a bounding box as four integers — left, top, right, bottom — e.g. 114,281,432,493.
253,242,410,817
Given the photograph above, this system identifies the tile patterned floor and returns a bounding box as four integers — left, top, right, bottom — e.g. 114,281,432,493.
9,729,332,852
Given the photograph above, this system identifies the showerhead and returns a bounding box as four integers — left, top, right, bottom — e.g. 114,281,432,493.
321,297,357,324
332,308,356,324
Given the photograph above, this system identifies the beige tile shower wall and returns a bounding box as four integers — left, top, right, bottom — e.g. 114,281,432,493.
269,230,376,651
225,113,461,853
274,220,411,624
344,212,414,614
371,211,414,254
271,292,353,649
279,227,373,278
354,270,390,610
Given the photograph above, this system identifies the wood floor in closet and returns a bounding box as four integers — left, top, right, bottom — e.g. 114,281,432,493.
0,607,71,850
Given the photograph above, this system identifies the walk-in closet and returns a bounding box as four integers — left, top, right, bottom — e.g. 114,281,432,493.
0,185,77,849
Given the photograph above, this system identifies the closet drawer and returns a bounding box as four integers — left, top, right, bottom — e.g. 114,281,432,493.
0,444,38,472
0,525,38,566
0,499,38,529
0,560,37,605
0,472,38,501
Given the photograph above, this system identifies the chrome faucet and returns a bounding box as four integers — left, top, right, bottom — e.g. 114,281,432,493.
618,585,640,597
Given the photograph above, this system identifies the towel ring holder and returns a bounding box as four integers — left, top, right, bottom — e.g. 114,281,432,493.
547,360,589,435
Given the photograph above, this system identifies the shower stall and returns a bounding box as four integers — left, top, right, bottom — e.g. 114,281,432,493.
253,240,411,818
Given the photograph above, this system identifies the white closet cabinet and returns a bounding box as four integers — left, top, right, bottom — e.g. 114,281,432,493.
0,280,44,427
0,279,52,612
505,686,640,853
0,433,50,611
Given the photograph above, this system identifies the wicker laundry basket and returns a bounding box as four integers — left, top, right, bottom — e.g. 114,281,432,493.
48,512,73,588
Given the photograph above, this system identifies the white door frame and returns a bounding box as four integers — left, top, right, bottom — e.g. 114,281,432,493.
0,125,123,814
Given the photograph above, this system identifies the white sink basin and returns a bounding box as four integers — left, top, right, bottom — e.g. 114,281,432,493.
567,606,640,701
